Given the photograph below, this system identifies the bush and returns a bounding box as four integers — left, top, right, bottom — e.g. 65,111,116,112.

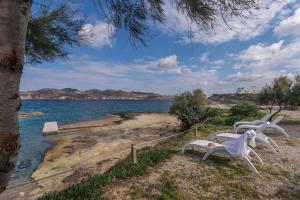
224,115,244,125
230,102,258,117
210,115,226,125
179,106,211,130
170,89,208,130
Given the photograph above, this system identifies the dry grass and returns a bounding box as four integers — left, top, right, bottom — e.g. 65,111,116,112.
103,124,300,200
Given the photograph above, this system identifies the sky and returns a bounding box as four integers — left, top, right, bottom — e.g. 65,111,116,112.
22,0,300,95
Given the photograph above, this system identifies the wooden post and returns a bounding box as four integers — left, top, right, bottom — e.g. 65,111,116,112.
195,127,198,136
131,144,137,164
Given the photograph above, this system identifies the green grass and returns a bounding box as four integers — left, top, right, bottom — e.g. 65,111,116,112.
159,171,184,200
39,147,175,200
257,165,291,179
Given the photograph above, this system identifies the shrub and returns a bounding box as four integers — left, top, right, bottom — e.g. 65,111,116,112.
179,106,211,130
230,102,258,117
224,115,244,125
210,115,227,125
169,89,208,130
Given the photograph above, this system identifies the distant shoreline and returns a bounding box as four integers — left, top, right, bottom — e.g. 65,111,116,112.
21,98,174,100
20,88,174,100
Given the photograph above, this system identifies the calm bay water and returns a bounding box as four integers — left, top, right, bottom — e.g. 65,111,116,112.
14,100,173,180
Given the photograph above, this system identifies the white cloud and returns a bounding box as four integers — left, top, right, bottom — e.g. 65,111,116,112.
274,7,300,38
238,40,300,72
233,63,243,70
199,52,210,62
199,52,224,66
222,37,300,91
239,40,285,63
162,0,296,44
225,72,263,83
146,55,190,74
79,21,115,48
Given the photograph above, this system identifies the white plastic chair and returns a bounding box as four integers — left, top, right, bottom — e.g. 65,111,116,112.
181,133,262,173
215,129,278,154
233,113,272,130
235,115,289,137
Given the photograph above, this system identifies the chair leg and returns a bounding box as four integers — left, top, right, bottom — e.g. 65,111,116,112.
202,148,218,160
267,137,279,148
243,157,259,174
248,148,263,163
265,141,278,154
202,147,225,161
270,125,289,138
181,145,187,154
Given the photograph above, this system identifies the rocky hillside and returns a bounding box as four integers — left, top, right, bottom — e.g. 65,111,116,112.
208,93,257,104
21,88,173,100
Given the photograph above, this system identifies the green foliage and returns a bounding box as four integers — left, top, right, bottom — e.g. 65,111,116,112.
209,114,227,125
209,103,264,126
25,0,261,61
40,147,175,200
257,75,300,117
94,0,260,46
210,114,244,126
230,101,258,117
224,115,244,125
26,2,83,64
289,75,300,107
169,89,209,130
159,172,184,200
272,76,293,107
257,85,276,112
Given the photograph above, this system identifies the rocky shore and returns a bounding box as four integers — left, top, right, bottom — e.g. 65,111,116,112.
18,112,44,119
28,113,179,199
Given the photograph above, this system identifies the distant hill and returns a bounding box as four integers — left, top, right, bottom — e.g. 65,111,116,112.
21,88,174,100
208,93,257,104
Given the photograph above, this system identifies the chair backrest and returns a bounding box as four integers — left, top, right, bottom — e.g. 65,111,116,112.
256,123,267,132
225,133,248,158
261,113,272,122
270,115,284,125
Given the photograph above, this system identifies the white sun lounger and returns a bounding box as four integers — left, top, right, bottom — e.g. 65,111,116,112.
215,130,278,154
235,115,289,137
181,133,262,173
234,113,272,130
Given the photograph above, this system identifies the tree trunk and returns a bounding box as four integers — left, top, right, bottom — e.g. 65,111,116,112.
0,0,32,192
270,105,282,121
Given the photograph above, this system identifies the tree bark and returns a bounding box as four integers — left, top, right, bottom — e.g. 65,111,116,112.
0,0,32,192
270,105,282,121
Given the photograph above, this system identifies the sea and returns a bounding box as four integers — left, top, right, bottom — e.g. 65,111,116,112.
14,99,173,180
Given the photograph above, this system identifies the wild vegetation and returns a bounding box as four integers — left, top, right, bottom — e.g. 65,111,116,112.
169,89,221,130
257,75,300,119
39,148,175,200
170,89,262,130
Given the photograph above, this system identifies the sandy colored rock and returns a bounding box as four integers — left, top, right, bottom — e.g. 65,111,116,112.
18,112,44,118
29,113,179,197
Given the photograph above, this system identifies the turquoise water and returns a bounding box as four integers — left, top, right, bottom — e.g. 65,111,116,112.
14,100,173,180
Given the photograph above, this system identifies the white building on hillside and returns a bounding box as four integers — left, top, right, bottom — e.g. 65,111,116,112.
236,86,257,94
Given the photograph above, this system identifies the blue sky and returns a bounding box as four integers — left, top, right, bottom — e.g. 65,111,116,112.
22,0,300,95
